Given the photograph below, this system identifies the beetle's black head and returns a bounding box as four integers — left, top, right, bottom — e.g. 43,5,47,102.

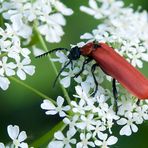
68,46,81,60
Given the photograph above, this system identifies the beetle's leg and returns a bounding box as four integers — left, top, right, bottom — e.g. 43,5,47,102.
112,78,118,113
53,60,71,87
73,57,92,78
136,100,140,106
91,63,98,96
70,60,73,70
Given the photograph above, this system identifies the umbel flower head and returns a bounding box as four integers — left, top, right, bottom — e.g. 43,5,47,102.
80,0,148,68
0,0,73,43
41,84,148,148
0,24,35,90
0,125,29,148
40,0,148,148
0,0,73,90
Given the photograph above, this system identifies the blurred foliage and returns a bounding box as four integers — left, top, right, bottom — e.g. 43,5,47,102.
0,0,148,147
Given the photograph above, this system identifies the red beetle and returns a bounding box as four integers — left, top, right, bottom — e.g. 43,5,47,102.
37,42,148,105
80,42,148,100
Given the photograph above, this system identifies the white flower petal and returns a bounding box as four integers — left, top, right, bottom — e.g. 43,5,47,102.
57,96,64,107
41,100,56,110
120,125,131,136
23,65,35,75
55,1,73,16
48,141,64,148
80,6,95,15
60,76,71,88
5,68,15,76
117,118,127,125
131,124,138,133
95,140,102,146
18,131,27,142
97,133,106,141
62,105,70,111
54,131,64,140
141,53,148,61
86,133,91,139
17,69,26,80
63,117,70,124
107,136,118,145
7,125,19,140
76,143,83,148
0,143,5,148
19,142,28,148
59,111,66,117
49,13,66,26
46,110,57,115
88,142,95,147
22,58,31,65
21,48,31,57
76,122,86,130
32,46,44,57
89,0,98,9
0,76,10,90
80,33,93,39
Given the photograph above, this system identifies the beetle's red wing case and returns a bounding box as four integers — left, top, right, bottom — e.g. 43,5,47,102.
89,42,148,99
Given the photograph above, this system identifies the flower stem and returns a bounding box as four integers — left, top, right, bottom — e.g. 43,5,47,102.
0,53,7,58
34,22,71,105
9,77,56,104
31,121,66,147
0,14,4,27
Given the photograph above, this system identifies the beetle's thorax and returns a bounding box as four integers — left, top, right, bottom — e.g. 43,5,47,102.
80,42,100,56
80,42,94,56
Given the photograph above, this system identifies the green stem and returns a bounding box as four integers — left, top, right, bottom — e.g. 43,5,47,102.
0,14,4,27
10,77,56,104
34,22,71,105
31,121,66,147
0,53,7,58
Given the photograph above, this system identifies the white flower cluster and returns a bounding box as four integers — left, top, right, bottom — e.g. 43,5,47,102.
0,0,73,90
80,0,148,68
0,0,73,43
40,0,148,148
41,84,148,148
0,24,35,90
41,86,119,148
0,125,29,148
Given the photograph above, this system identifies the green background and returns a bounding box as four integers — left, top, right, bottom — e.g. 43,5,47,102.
0,0,148,147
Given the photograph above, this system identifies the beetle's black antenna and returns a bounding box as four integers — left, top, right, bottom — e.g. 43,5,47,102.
53,60,71,87
36,48,69,58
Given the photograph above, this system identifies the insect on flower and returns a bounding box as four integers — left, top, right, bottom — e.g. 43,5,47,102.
36,41,148,109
